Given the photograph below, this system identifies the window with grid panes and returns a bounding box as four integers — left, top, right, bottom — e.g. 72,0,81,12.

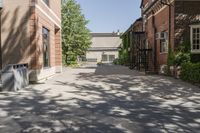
191,26,200,52
102,54,108,61
109,55,115,62
160,39,168,53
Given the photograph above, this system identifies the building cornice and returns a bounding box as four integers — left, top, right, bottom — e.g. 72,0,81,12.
142,0,175,15
30,0,61,28
91,33,120,37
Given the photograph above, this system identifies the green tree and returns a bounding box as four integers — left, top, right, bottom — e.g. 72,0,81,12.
62,0,91,65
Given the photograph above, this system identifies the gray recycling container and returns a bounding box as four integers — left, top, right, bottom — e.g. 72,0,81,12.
1,64,29,91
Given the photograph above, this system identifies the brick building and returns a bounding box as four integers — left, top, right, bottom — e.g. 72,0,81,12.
141,0,200,73
0,0,62,82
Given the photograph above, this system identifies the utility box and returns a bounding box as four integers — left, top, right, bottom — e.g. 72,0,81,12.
1,64,29,91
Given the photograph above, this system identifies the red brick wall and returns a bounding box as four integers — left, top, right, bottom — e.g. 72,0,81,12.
141,0,149,7
1,0,31,68
143,0,200,72
144,1,175,72
29,0,62,69
154,6,169,67
174,1,200,48
146,14,157,71
55,29,62,66
29,6,38,69
174,1,200,62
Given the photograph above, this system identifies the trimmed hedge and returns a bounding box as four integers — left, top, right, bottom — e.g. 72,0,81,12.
180,62,200,83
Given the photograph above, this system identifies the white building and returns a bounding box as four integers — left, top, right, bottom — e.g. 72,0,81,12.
86,33,122,63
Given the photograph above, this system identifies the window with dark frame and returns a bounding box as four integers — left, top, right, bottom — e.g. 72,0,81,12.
42,27,50,67
102,54,108,62
109,55,115,62
101,54,115,62
43,0,49,6
191,27,200,52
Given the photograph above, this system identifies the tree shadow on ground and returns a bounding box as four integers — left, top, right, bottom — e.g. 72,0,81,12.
0,65,199,133
0,87,130,133
70,65,200,133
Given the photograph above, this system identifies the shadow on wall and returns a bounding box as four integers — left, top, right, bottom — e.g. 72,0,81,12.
175,7,200,47
1,6,42,71
0,65,199,133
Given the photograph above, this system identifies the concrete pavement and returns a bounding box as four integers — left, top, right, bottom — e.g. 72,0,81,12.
0,65,200,133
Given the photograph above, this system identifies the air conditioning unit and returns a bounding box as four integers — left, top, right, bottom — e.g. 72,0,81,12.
160,32,168,39
156,32,161,40
156,32,168,40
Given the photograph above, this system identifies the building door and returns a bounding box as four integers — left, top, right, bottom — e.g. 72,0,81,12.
42,27,50,67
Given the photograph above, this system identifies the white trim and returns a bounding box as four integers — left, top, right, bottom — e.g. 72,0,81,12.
190,25,200,28
35,4,61,28
30,2,61,29
160,41,169,54
29,67,57,82
191,50,200,54
40,0,61,23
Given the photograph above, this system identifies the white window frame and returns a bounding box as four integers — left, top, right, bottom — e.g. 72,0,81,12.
159,31,168,54
190,25,200,53
160,39,168,54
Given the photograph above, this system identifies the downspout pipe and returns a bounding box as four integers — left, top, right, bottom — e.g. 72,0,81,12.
152,12,157,72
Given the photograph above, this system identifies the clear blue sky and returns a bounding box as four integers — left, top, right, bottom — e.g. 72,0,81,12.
75,0,141,33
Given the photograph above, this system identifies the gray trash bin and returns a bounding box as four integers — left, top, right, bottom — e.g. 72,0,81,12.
1,64,29,91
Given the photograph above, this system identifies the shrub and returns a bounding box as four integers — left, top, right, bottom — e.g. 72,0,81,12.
113,58,119,65
180,62,200,84
97,62,103,66
173,41,191,66
174,52,191,66
179,40,191,53
113,58,127,65
167,48,175,66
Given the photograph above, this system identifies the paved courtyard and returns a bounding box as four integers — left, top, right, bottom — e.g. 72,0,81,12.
0,65,200,133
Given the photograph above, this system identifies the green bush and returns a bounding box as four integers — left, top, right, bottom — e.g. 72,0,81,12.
113,58,127,65
180,62,200,83
167,48,175,66
173,41,191,66
118,48,129,65
174,52,191,66
179,40,191,53
113,58,119,65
